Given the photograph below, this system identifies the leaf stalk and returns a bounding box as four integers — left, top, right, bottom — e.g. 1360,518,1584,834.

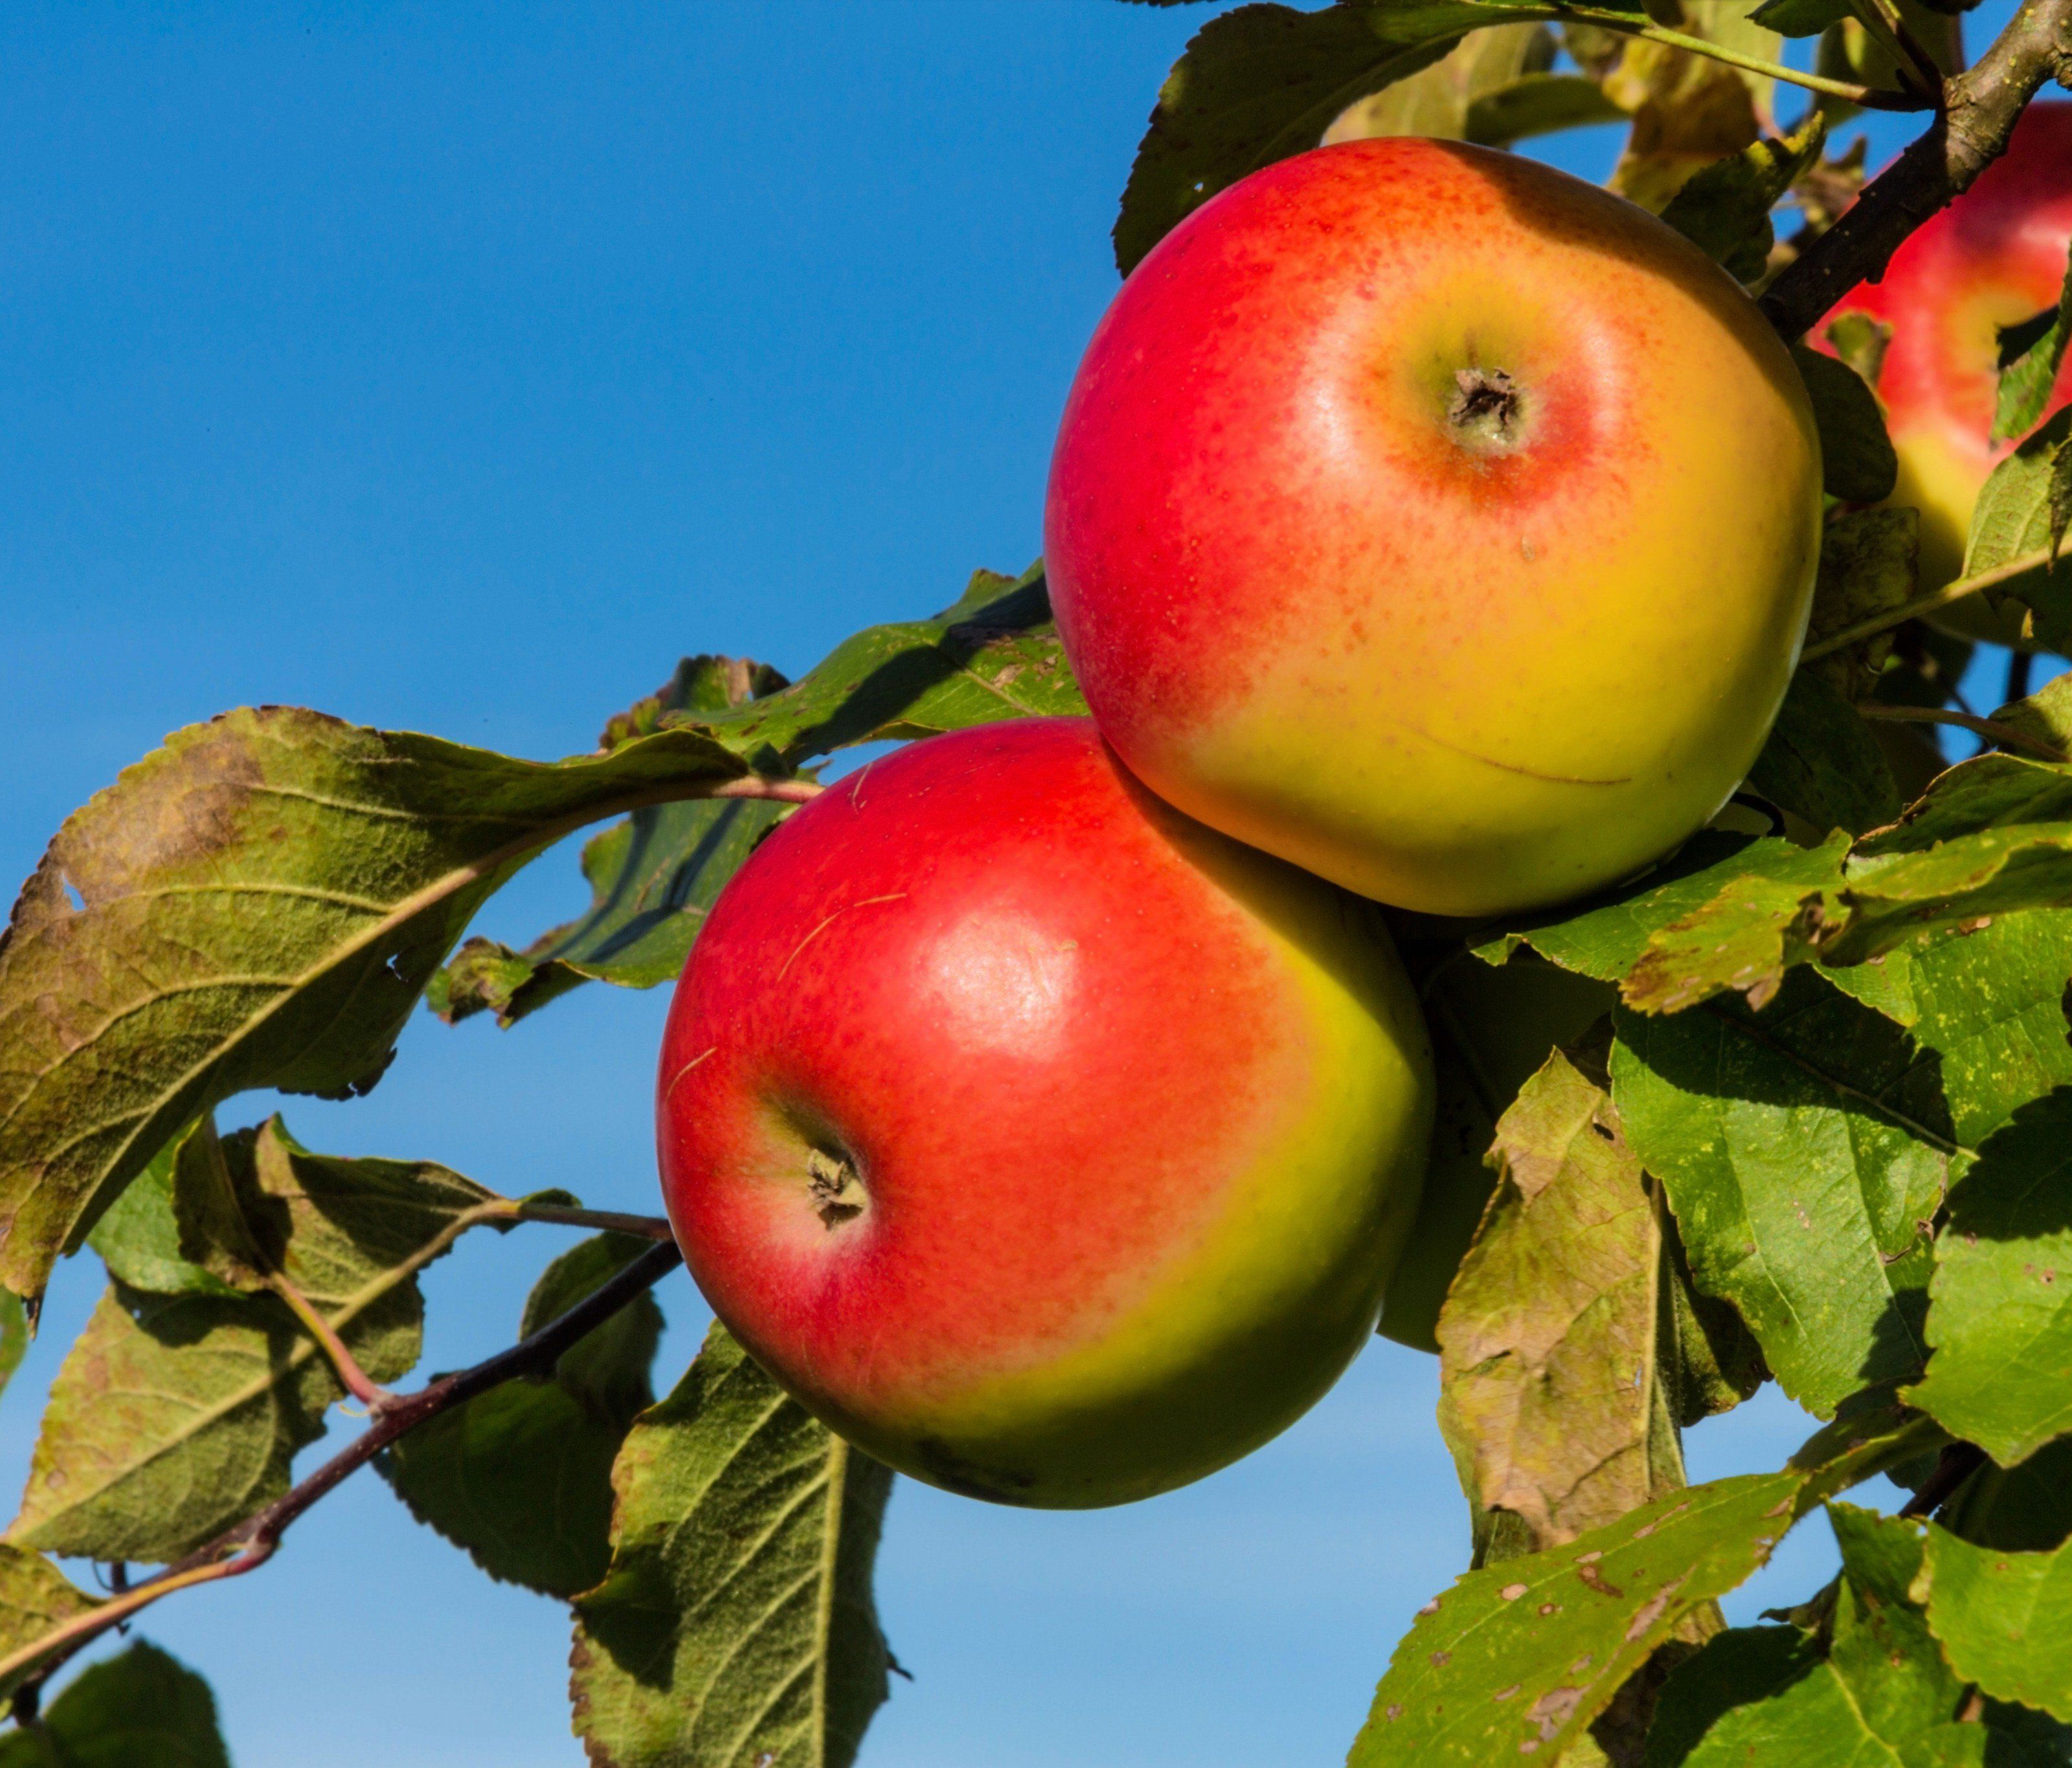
0,1239,684,1711
1854,702,2070,762
1798,529,2072,660
1559,6,1928,107
502,1200,677,1240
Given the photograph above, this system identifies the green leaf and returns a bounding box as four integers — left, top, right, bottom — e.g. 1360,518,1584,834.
601,654,791,750
1347,1409,1942,1768
380,1233,664,1598
1906,1093,2072,1467
1322,24,1620,146
1436,1051,1696,1565
1794,346,1902,504
1998,667,2072,757
0,1547,100,1701
1661,118,1825,284
1900,910,2072,1146
1827,310,1893,388
1610,968,1954,1416
430,566,1077,1030
84,1125,238,1299
1964,407,2072,649
677,563,1083,767
8,1283,339,1561
1480,833,1845,985
1599,3,1780,214
1922,1519,2072,1722
570,1323,895,1768
1994,244,2072,444
1825,819,2072,965
434,654,794,1027
1648,1505,1983,1767
1379,948,1617,1352
1939,1437,2072,1552
1619,833,1851,1015
1855,754,2072,849
1322,23,1550,141
1466,70,1627,141
1749,0,1854,38
10,1117,503,1561
199,1117,499,1319
0,1642,229,1768
0,704,756,1306
1801,508,1920,706
429,796,788,1027
1113,2,1504,276
1641,1624,1821,1767
0,1297,25,1411
1748,671,1902,838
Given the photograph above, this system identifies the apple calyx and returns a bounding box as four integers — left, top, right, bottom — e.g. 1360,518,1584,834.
1447,366,1525,452
806,1146,866,1228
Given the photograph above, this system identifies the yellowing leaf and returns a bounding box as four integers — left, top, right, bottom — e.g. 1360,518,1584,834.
570,1324,895,1768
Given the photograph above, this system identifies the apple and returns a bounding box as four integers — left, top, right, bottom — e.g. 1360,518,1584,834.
1046,137,1823,918
656,717,1435,1507
1821,101,2072,646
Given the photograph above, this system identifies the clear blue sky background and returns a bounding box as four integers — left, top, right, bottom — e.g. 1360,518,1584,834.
0,5,2029,1765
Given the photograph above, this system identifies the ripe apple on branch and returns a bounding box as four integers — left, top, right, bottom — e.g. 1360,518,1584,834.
3,3,2072,1765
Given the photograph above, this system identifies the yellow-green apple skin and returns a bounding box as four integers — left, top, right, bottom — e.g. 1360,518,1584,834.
657,717,1435,1507
1046,137,1823,917
1822,102,2072,647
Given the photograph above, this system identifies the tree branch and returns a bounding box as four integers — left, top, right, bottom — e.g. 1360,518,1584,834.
1761,0,2072,341
1,1238,684,1709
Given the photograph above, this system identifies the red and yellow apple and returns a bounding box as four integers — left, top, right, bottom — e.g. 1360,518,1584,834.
656,717,1434,1506
1046,137,1823,917
1821,101,2072,645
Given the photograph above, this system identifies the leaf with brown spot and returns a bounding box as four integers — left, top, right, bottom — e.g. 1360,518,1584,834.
1650,1505,1993,1766
1612,967,1955,1418
1380,950,1616,1352
1619,835,1849,1016
1347,1409,1944,1768
1436,1053,1690,1563
8,1115,506,1561
0,706,752,1306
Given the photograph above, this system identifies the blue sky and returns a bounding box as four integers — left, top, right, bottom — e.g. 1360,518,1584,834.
0,5,2023,1765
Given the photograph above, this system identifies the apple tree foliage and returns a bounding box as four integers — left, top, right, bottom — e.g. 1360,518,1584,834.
1,3,2071,1763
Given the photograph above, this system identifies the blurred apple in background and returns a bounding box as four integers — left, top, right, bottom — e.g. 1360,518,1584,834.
1823,102,2072,645
657,717,1434,1507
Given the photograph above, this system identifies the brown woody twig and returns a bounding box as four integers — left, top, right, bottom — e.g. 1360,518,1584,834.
1761,0,2072,342
1,1238,684,1712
